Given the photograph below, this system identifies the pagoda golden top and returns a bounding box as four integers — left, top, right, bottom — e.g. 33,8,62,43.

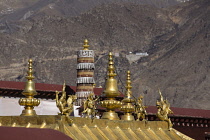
83,39,89,50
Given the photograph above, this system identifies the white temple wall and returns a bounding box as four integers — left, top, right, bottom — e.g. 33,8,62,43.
0,97,59,116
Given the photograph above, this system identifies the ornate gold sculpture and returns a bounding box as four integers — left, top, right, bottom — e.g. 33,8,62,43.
82,93,99,119
156,89,173,129
134,95,147,121
19,59,40,116
121,71,135,121
56,82,77,122
100,52,122,120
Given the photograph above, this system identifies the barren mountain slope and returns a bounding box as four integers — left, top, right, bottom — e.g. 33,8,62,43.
0,0,179,22
132,0,210,109
0,3,175,85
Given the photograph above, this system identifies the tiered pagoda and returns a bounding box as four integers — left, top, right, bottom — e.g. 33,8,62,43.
75,39,95,106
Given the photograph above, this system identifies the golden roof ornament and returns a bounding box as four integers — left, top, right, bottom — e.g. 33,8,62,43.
83,39,89,50
156,89,173,130
55,82,77,123
103,52,119,97
121,71,135,121
82,93,99,119
125,71,132,98
19,59,40,116
100,52,122,120
134,95,147,121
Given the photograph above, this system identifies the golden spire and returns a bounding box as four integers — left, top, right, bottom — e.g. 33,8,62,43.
83,39,89,50
103,52,120,97
126,71,132,98
107,52,116,78
121,71,135,121
19,59,40,116
100,52,122,120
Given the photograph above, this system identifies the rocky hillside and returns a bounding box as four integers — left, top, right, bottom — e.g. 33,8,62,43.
0,0,180,22
0,0,209,109
134,0,210,109
0,3,176,83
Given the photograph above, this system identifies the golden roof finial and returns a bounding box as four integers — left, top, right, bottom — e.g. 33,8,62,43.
19,59,40,116
120,70,135,121
26,59,34,80
83,39,89,50
100,52,121,120
103,52,119,96
126,70,132,98
23,59,37,94
107,52,116,78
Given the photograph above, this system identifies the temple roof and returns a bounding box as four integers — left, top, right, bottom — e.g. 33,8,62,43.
66,117,193,140
0,115,194,140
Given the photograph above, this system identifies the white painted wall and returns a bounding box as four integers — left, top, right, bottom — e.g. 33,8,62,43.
0,97,59,116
